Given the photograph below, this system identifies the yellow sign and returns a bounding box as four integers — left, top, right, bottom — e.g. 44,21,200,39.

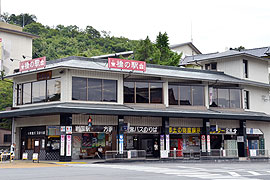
169,127,201,134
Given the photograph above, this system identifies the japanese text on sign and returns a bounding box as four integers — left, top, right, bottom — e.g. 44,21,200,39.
128,126,158,133
108,58,146,72
19,56,46,72
169,127,201,134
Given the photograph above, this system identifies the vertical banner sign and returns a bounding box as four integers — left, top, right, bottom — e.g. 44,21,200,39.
201,135,206,152
119,134,124,154
60,135,65,156
160,135,165,151
207,135,211,153
66,135,72,156
166,135,170,151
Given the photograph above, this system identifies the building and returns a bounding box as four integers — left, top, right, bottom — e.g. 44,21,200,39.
0,22,38,76
0,56,270,161
0,128,11,150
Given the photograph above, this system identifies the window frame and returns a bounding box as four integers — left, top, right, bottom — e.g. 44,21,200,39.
168,84,205,106
124,81,163,104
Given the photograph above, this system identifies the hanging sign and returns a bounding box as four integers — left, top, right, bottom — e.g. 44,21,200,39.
66,126,72,134
66,135,72,156
19,56,46,72
60,135,65,156
108,58,146,72
169,127,201,134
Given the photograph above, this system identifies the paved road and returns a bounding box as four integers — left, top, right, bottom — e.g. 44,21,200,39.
1,162,270,180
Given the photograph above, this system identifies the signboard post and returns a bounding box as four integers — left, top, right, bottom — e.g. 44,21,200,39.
119,134,124,154
207,135,211,153
201,135,206,153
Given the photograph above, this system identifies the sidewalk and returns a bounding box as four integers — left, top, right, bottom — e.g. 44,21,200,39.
0,160,66,168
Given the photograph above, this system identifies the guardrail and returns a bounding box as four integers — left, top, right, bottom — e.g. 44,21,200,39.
200,149,239,158
249,149,268,158
0,152,14,162
105,150,146,160
168,150,200,159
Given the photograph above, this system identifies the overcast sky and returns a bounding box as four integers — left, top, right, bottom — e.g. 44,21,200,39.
2,0,270,53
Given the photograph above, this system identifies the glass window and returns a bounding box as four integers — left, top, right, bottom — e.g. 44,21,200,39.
244,90,249,109
230,89,241,108
168,85,179,105
72,77,87,100
124,82,135,103
32,81,46,103
23,83,31,104
103,79,117,102
192,86,204,106
88,78,102,101
47,78,61,102
180,86,191,105
210,88,218,107
150,83,162,103
136,82,149,103
218,89,230,108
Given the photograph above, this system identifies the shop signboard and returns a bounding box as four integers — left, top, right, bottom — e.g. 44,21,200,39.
37,71,52,81
210,126,237,134
207,135,211,153
128,126,159,134
201,135,206,152
19,56,46,72
166,135,170,151
108,58,146,72
74,125,114,133
160,135,165,151
119,134,124,154
27,130,46,136
60,135,65,156
246,128,263,135
60,126,66,133
47,126,60,136
169,127,201,134
226,128,237,134
66,135,72,156
66,126,72,134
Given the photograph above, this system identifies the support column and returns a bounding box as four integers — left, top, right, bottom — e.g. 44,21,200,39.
201,118,210,156
117,115,124,155
238,120,247,157
59,113,72,162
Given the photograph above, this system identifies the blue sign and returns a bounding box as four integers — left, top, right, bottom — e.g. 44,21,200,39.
119,134,124,154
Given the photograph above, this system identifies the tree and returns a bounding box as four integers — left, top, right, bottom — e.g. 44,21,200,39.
0,80,13,130
133,33,181,66
229,46,245,52
1,12,37,27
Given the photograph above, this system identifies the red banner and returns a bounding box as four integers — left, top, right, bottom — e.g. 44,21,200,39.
19,56,46,72
108,58,146,72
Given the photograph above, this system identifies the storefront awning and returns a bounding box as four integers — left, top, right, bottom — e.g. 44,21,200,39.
1,102,270,121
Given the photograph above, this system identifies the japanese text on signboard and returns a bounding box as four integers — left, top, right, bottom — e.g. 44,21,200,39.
19,56,46,72
128,126,158,133
169,127,201,134
108,58,146,72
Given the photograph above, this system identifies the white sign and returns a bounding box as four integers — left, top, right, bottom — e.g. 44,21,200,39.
75,126,91,133
201,135,206,152
207,135,211,153
32,153,39,161
60,135,65,156
66,126,72,134
60,126,66,132
160,150,169,158
166,135,170,151
22,153,28,160
250,149,257,157
66,135,72,156
119,134,124,154
34,140,39,147
237,136,244,142
246,128,263,135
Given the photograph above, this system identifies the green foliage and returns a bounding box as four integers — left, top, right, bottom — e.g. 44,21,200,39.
0,80,13,130
1,12,37,27
229,46,245,52
133,32,181,66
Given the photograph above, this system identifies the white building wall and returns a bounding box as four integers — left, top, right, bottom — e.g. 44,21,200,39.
247,58,269,84
171,45,199,59
1,31,33,75
244,85,270,115
246,121,270,151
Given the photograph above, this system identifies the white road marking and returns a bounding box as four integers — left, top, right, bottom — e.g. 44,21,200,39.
227,171,241,177
247,171,262,176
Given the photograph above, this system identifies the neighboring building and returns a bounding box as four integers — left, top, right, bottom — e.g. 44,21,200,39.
0,22,38,76
181,47,270,115
0,128,11,150
0,56,270,161
170,42,202,58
